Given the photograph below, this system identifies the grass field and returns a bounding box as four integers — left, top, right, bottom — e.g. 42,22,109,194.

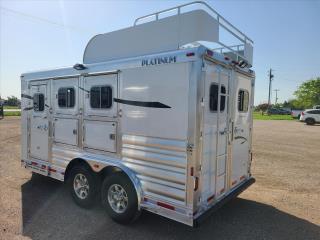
253,112,295,120
4,111,21,117
3,106,20,109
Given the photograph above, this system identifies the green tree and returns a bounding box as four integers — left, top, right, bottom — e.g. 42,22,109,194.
294,77,320,109
5,96,20,106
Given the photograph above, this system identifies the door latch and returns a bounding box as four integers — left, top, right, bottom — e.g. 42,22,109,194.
109,134,115,140
73,129,77,135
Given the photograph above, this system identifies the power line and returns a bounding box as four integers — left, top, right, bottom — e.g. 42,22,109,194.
0,7,93,34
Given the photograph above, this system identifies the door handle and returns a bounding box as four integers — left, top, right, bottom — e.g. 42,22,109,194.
219,128,227,135
109,134,115,140
73,129,77,135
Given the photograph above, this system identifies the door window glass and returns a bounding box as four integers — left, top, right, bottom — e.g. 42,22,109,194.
58,88,75,108
33,93,45,112
209,84,226,112
220,86,226,111
90,86,112,109
238,89,249,112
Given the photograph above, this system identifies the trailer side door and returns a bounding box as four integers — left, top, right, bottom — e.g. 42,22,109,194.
29,81,50,161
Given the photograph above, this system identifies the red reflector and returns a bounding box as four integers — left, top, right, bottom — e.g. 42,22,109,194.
232,180,237,185
143,197,148,202
157,202,175,211
190,167,194,176
232,60,239,65
207,194,215,202
41,165,46,169
186,52,195,57
48,168,56,173
206,49,214,57
93,164,100,169
301,112,304,116
240,175,246,180
224,56,230,60
31,162,38,166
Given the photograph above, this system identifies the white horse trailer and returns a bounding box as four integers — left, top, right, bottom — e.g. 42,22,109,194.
21,2,255,226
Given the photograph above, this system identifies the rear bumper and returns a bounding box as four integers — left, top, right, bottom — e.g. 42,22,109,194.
193,177,255,227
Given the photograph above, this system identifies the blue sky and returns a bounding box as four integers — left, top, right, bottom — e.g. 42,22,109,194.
0,0,319,104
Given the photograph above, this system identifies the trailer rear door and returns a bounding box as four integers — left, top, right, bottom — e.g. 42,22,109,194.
230,72,253,187
201,63,230,203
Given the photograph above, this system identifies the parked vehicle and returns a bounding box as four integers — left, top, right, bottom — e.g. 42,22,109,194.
291,109,303,119
300,109,320,125
267,108,290,115
20,2,255,227
313,105,320,109
0,102,3,119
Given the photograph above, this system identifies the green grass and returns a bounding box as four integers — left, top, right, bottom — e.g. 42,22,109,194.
253,112,294,120
3,106,20,109
4,111,21,116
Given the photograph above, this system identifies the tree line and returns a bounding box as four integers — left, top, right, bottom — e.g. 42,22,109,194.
256,77,320,111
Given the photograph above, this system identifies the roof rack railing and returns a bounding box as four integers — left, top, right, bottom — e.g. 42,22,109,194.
134,1,254,46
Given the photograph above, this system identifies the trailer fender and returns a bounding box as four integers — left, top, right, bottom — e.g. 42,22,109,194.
65,157,143,210
99,164,143,210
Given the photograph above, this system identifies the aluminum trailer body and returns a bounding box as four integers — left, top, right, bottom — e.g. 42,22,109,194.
21,2,255,226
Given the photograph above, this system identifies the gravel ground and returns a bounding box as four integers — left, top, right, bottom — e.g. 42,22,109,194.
0,117,319,240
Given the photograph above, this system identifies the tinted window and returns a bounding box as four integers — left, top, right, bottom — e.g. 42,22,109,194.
90,86,112,109
238,90,249,112
308,110,320,114
58,88,75,108
209,84,218,111
220,85,226,111
33,93,44,112
209,84,226,112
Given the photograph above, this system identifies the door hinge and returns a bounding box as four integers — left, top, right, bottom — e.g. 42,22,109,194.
187,143,194,153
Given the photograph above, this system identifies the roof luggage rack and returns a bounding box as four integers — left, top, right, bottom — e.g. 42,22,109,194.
83,1,253,67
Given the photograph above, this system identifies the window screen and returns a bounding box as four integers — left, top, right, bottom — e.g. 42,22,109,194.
90,86,112,109
238,90,249,112
209,84,226,112
33,93,44,112
58,88,75,108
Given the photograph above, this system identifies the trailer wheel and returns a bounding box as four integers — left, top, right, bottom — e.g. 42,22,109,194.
68,165,98,208
101,172,140,224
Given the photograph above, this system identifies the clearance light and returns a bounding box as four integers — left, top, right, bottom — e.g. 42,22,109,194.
73,63,86,70
207,194,215,202
186,52,195,57
206,49,214,57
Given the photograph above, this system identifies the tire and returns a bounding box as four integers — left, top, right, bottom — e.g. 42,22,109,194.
68,165,99,209
101,172,140,224
305,118,315,125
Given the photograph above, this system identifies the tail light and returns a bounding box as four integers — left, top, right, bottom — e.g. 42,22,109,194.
301,111,304,116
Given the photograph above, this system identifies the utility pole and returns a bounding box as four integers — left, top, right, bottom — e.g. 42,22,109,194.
274,89,280,105
268,69,274,107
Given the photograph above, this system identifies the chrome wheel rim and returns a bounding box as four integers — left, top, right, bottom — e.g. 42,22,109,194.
107,184,128,213
73,173,90,200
